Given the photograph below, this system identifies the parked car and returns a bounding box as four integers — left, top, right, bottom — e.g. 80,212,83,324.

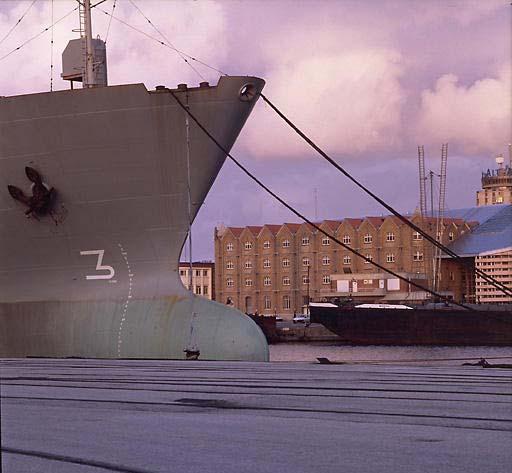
292,314,309,324
275,315,284,322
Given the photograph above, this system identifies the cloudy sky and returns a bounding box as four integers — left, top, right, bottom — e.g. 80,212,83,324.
1,0,510,259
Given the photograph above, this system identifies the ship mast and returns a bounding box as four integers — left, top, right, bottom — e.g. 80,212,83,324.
62,1,107,88
83,0,95,88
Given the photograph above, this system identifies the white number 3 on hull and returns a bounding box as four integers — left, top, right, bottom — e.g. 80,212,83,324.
80,250,115,280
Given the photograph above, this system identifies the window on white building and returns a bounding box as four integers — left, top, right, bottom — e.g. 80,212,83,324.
195,285,201,294
203,286,208,295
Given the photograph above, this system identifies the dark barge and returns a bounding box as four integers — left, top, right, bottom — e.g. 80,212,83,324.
309,302,512,346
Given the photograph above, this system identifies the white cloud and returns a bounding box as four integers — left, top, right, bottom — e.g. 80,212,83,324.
414,67,512,155
242,46,405,158
385,0,504,27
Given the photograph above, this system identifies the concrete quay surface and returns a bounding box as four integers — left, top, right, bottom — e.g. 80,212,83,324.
0,358,511,473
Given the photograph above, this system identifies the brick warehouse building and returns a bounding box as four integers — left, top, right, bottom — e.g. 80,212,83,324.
214,215,475,318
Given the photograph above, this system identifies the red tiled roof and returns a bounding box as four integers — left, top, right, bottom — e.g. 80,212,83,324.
365,216,386,228
322,219,342,230
283,223,301,232
387,216,403,226
228,227,244,237
265,224,282,235
343,218,364,228
246,225,263,235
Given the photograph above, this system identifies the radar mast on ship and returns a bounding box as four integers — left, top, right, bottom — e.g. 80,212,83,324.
61,0,107,88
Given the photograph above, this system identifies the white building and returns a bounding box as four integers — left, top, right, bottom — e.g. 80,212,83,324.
179,262,215,300
475,248,512,303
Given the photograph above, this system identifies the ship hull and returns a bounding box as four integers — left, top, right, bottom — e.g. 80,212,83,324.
310,306,512,346
0,77,269,361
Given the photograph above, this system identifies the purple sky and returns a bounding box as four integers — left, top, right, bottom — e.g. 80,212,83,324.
1,0,510,260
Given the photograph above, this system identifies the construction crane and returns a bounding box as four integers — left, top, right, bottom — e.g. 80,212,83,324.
433,143,448,293
417,144,449,295
417,145,427,218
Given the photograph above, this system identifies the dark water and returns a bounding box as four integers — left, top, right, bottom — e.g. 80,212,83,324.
269,343,512,365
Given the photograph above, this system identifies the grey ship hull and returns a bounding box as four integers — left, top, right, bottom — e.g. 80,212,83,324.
0,77,269,361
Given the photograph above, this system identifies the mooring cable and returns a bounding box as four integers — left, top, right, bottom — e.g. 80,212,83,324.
91,2,510,298
259,93,512,298
169,90,474,311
